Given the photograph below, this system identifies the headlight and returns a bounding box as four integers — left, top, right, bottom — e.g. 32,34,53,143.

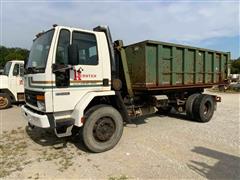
37,100,45,111
36,95,45,111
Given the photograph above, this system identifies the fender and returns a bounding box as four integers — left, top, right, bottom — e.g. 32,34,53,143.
71,90,115,127
0,88,16,102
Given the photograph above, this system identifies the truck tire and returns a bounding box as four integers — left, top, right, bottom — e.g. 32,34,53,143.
192,94,215,123
0,93,11,109
185,93,200,119
82,105,124,153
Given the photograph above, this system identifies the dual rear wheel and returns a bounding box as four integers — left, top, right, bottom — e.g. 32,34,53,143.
186,94,215,122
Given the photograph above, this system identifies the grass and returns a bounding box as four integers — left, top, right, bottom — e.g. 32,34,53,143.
35,143,75,172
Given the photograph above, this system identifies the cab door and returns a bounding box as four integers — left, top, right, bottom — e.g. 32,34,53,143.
10,63,24,101
71,30,102,88
52,29,103,112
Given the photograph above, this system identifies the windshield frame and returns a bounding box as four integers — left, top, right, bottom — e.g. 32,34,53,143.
25,29,55,74
3,62,12,76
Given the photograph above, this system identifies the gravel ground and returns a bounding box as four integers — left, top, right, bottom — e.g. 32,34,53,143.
0,91,239,179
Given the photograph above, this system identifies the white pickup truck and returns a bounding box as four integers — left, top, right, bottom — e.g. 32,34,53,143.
0,60,24,109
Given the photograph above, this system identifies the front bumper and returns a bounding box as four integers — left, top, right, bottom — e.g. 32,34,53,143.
21,105,50,128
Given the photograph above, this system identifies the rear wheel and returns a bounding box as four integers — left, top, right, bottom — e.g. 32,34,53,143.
185,93,200,119
193,94,215,122
82,105,124,153
0,93,11,109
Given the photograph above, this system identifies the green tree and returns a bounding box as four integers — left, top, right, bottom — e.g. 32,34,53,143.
0,45,29,68
231,58,240,74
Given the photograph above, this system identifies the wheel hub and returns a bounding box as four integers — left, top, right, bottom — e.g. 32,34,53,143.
0,96,8,108
203,102,210,115
93,117,115,142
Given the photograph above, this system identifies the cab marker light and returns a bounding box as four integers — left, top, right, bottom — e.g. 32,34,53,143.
81,117,85,123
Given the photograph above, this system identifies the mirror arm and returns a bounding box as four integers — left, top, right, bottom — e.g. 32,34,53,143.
52,64,73,73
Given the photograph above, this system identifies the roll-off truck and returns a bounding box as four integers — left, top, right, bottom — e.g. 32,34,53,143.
21,25,229,152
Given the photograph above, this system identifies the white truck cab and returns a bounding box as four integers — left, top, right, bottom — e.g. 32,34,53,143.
22,25,120,152
0,60,24,109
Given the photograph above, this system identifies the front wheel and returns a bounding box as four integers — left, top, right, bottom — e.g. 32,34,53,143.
82,105,124,153
0,93,11,109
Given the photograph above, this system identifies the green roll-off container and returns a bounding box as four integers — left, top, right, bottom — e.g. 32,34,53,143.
124,40,230,91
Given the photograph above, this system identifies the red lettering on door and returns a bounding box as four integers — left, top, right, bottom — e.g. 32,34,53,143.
74,70,81,80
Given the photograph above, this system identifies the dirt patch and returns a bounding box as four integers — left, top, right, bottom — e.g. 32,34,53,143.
109,175,129,180
0,127,85,178
1,92,239,179
37,145,75,172
0,128,30,178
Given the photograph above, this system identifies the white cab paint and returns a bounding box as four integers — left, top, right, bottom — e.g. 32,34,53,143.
22,26,114,129
0,60,24,102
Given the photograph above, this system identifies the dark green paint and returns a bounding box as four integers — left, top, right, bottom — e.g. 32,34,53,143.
124,40,229,90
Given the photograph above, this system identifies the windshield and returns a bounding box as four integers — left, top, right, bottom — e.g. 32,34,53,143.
26,29,54,73
3,62,12,76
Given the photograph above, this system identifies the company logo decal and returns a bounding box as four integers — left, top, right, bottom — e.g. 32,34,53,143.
73,67,96,80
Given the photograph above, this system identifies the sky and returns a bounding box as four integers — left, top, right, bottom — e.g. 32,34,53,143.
1,0,239,59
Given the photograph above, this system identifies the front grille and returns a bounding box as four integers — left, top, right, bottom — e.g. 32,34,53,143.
25,89,44,107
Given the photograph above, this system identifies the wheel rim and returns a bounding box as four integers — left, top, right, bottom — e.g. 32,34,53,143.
0,96,8,108
93,117,116,142
203,101,211,115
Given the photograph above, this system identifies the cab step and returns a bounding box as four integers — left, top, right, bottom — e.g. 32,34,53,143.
54,118,75,138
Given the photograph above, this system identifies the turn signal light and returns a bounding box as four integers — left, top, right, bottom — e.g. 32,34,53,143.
36,95,45,101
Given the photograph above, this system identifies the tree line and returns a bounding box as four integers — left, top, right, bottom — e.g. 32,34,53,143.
0,45,29,68
230,58,240,74
0,45,239,74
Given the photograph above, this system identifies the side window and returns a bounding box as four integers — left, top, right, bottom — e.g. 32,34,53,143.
56,29,70,64
72,31,98,65
13,64,20,76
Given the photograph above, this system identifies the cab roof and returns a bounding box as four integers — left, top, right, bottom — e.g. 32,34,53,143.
8,60,24,63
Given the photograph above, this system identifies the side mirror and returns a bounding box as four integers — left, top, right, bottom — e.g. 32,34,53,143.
68,44,79,65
